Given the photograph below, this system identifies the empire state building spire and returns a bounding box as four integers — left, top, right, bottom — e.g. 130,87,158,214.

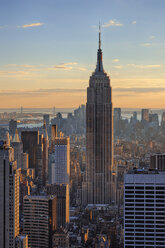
95,24,104,73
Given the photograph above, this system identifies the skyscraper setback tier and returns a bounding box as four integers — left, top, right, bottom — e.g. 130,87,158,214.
83,30,114,204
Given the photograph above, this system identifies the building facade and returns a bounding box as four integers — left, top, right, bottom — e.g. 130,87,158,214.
21,131,39,171
124,170,165,248
83,29,114,204
150,153,165,171
52,229,69,248
15,235,28,248
23,195,57,248
50,136,70,184
0,141,20,248
11,129,23,169
46,184,69,228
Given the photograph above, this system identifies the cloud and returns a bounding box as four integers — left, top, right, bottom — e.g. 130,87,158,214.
113,65,123,69
17,23,44,28
6,64,35,68
0,70,30,77
132,21,136,24
113,59,120,62
54,65,73,70
113,87,165,93
150,36,155,40
3,87,165,98
0,88,86,97
102,19,123,28
142,43,152,47
127,64,161,69
78,67,87,71
53,62,78,71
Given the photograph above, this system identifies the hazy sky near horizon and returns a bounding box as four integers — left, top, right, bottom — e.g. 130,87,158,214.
1,0,165,108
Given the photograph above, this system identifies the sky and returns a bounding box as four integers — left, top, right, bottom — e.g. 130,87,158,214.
1,0,165,108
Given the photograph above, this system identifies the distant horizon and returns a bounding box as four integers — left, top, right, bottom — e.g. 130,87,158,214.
1,1,165,108
1,107,165,111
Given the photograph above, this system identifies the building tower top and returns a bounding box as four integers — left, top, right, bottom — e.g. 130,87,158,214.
95,24,104,74
13,129,20,143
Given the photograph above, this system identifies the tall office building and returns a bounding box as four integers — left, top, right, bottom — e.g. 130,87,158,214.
23,195,57,248
21,131,39,171
46,184,69,228
114,108,121,122
83,28,113,204
51,125,57,142
141,109,149,122
43,114,50,129
11,129,23,169
50,136,70,184
124,170,165,248
9,119,17,137
0,141,20,248
41,123,49,185
161,111,165,128
21,152,29,170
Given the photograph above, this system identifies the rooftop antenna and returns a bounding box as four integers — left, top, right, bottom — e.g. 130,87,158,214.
99,22,101,49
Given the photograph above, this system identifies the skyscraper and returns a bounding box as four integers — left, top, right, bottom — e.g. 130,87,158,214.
21,131,39,171
83,28,113,204
50,136,70,185
11,129,23,169
46,184,70,228
0,141,20,248
41,123,49,185
9,119,17,137
141,109,149,122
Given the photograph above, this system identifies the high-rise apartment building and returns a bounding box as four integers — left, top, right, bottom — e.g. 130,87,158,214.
23,195,57,248
124,170,165,248
83,28,114,204
0,141,20,248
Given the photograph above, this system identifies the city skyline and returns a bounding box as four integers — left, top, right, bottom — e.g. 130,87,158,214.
1,0,165,108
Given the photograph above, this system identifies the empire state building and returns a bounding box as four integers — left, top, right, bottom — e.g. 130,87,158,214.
83,29,114,205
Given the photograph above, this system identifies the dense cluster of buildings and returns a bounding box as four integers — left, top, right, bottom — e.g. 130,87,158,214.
0,31,165,248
